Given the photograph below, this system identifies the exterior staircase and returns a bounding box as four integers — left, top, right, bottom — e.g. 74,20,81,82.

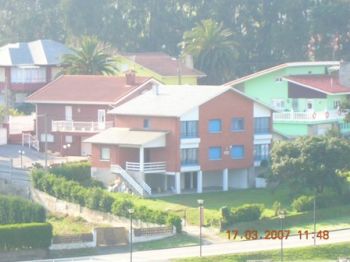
22,133,40,151
111,165,152,196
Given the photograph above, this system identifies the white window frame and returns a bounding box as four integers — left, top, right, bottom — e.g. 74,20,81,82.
65,135,73,143
100,147,110,161
40,133,54,143
65,106,72,121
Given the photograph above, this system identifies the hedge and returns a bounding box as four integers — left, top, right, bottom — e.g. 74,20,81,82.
49,161,104,188
0,223,52,251
32,169,182,232
221,204,264,227
0,195,46,225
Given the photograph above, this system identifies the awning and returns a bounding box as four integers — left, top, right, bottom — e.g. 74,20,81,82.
84,128,167,148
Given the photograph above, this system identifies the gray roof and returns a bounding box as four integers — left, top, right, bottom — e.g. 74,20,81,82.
0,39,71,66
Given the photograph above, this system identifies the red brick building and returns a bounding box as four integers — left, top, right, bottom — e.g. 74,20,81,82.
86,85,273,195
26,74,159,156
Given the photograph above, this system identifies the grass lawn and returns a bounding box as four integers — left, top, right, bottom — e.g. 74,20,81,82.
173,242,350,261
134,233,199,251
48,213,110,236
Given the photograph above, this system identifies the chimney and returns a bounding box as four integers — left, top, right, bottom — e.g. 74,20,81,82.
125,70,136,85
339,62,350,87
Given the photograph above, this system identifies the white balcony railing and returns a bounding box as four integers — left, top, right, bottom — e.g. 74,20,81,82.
273,110,344,122
51,120,113,133
126,161,166,174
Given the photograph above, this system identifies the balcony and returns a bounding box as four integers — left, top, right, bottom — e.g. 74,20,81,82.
125,161,166,174
51,120,113,133
273,110,344,122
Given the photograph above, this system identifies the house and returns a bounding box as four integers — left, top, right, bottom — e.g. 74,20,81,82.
0,39,71,107
116,52,206,85
85,84,273,195
224,61,350,137
26,73,159,156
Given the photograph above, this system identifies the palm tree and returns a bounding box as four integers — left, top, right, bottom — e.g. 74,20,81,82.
181,19,239,84
62,36,118,75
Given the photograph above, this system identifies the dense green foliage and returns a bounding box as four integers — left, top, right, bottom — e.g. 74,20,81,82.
291,195,315,212
0,223,52,251
49,161,103,188
32,169,182,232
220,204,264,227
271,136,350,195
0,195,46,224
1,1,350,83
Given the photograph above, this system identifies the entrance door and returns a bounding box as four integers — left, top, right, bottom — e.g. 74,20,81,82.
184,172,192,190
306,99,314,112
98,109,106,129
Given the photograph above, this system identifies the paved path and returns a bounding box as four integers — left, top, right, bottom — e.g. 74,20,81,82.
23,228,350,262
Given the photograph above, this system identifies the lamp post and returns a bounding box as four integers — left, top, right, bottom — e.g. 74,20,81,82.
197,199,204,257
278,210,286,262
313,195,316,246
37,114,48,170
128,208,134,262
62,143,71,157
18,150,25,169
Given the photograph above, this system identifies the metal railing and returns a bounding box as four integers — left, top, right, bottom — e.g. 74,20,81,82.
22,133,39,151
273,110,344,121
51,120,113,133
126,161,166,174
111,165,152,196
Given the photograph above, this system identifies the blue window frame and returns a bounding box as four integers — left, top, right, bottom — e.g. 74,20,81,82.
254,117,270,134
231,145,245,159
232,118,244,131
209,146,222,160
208,119,222,133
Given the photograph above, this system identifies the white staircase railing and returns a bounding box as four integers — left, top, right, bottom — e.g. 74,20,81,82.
22,133,40,151
111,165,152,196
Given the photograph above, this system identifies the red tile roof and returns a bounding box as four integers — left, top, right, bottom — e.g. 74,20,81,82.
26,75,152,104
121,52,206,77
284,75,350,94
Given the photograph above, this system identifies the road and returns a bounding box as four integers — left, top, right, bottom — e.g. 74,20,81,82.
23,228,350,262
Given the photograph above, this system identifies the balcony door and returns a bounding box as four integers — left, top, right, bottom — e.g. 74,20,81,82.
98,109,106,129
65,106,72,121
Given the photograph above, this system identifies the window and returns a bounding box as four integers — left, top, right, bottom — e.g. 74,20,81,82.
100,147,110,161
143,119,150,129
40,133,54,143
181,148,198,166
65,135,73,143
254,117,270,134
181,121,198,138
208,119,222,133
231,145,245,159
209,146,222,160
11,67,46,83
254,144,270,161
231,118,244,131
272,99,285,110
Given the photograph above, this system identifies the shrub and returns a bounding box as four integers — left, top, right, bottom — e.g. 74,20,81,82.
0,195,46,225
0,223,52,251
230,204,264,223
291,195,314,212
220,206,231,228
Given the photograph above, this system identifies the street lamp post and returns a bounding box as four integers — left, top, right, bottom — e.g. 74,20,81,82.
313,195,316,246
197,199,204,257
18,150,25,169
279,210,286,262
128,208,134,262
62,143,71,157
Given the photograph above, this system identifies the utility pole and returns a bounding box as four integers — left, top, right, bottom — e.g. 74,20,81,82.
44,114,48,170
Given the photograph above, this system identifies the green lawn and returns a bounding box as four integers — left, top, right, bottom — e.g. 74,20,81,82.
173,242,350,261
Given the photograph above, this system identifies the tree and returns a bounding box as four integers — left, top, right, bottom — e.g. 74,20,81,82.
180,18,239,84
270,136,350,195
62,36,118,75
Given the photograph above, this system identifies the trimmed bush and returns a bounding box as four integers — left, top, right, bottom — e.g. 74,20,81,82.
291,195,314,212
231,204,264,223
0,195,46,225
0,223,52,251
32,168,182,232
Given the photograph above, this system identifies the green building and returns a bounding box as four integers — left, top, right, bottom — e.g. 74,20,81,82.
116,52,205,85
225,61,350,138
